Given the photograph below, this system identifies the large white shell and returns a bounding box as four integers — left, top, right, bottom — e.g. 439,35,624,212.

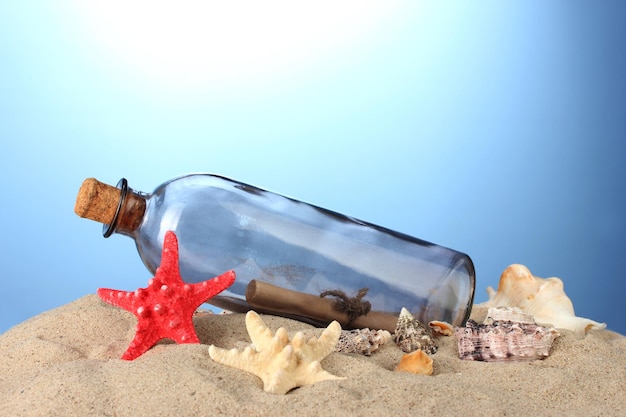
477,264,606,336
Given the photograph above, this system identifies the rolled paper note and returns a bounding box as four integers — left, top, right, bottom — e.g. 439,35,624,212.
245,280,398,332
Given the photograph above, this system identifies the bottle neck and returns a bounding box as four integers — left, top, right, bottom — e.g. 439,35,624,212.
104,178,147,238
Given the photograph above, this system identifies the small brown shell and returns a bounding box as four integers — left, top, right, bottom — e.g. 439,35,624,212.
429,320,454,336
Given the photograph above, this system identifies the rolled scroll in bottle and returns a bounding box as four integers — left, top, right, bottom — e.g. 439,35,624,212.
245,280,398,332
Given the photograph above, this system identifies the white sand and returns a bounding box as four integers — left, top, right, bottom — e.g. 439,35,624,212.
1,295,624,417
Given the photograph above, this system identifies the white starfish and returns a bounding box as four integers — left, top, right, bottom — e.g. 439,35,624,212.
208,311,345,394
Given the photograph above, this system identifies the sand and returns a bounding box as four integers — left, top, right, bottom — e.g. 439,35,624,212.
0,295,624,417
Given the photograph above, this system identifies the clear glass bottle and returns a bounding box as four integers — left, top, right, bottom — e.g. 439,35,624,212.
75,174,475,330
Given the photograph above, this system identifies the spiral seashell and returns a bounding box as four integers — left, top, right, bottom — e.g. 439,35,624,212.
393,307,437,354
477,264,606,336
455,307,560,362
334,328,392,356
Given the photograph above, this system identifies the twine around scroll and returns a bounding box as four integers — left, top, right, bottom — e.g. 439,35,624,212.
320,288,372,327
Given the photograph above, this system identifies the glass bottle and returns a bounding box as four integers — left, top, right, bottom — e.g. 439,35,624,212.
75,174,475,330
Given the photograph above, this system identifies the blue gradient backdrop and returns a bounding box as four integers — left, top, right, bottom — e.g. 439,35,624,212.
1,2,625,335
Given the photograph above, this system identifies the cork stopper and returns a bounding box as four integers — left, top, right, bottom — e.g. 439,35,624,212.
74,178,121,225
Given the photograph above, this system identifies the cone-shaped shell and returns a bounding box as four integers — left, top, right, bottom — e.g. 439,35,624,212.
393,307,437,354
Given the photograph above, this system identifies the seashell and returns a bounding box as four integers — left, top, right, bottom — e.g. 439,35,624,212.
477,264,606,336
429,320,454,336
193,308,233,317
393,307,437,354
335,328,392,356
395,350,433,376
455,307,560,362
483,306,536,325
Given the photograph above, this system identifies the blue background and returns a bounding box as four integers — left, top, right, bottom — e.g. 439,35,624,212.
1,2,624,335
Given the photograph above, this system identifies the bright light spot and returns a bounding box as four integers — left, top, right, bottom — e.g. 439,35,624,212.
68,1,402,91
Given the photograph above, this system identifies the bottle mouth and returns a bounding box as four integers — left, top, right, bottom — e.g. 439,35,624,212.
424,255,476,326
103,178,128,238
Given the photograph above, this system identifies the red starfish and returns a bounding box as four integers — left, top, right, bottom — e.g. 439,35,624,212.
97,230,236,360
